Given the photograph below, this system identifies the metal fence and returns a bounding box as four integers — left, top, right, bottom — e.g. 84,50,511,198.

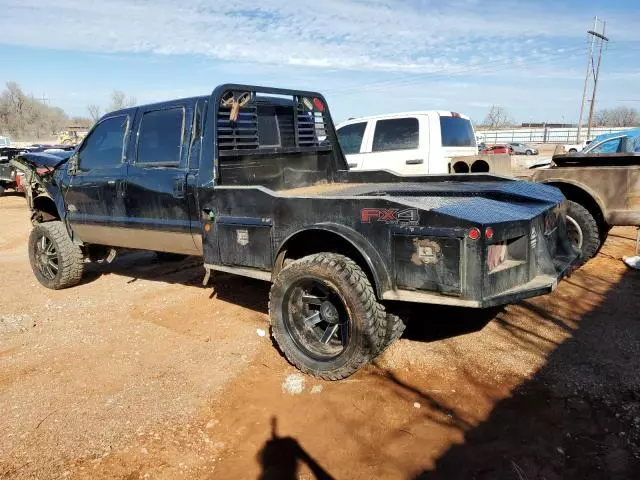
476,126,637,144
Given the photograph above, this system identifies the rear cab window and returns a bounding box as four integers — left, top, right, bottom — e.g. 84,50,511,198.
439,116,476,147
136,107,185,166
337,122,367,154
372,118,419,152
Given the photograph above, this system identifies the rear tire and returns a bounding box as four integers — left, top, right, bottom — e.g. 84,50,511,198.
566,201,600,264
28,221,84,289
525,150,533,155
568,148,577,153
0,185,5,197
269,253,388,380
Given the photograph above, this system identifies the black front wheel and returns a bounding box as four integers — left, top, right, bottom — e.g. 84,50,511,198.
28,221,84,289
269,253,389,380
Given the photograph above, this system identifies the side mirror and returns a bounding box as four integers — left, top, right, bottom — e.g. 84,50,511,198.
67,155,79,175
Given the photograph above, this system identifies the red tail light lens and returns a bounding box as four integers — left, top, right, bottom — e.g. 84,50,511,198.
468,228,481,240
313,98,325,112
485,227,494,240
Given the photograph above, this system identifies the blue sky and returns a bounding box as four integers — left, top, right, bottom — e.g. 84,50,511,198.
1,0,639,124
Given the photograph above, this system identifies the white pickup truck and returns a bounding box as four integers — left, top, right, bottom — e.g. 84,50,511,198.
336,111,478,175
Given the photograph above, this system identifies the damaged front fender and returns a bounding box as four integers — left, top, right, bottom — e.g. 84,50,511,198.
10,152,69,223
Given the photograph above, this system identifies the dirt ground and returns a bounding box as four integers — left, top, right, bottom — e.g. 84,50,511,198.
1,193,639,480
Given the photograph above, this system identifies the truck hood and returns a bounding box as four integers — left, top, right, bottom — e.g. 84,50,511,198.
16,150,73,170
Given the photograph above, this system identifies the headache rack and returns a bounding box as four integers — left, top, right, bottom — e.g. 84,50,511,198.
215,85,333,157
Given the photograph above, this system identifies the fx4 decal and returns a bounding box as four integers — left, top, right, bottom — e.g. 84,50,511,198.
360,208,420,225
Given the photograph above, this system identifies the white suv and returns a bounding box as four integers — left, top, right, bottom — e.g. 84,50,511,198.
336,111,478,175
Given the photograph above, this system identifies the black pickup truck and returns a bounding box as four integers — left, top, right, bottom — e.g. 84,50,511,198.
12,84,577,379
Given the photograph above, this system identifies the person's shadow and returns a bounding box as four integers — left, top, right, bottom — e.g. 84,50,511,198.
258,417,335,480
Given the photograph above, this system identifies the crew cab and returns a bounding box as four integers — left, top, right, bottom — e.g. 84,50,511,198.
12,84,577,380
336,111,478,175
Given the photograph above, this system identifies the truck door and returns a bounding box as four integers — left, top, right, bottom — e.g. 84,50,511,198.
124,102,200,255
64,114,130,244
185,98,207,254
359,116,427,174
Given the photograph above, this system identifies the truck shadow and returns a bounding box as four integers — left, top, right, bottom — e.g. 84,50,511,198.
391,303,501,343
81,251,270,314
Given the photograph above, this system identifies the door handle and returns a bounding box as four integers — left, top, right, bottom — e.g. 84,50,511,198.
347,162,358,168
173,177,186,198
405,159,424,165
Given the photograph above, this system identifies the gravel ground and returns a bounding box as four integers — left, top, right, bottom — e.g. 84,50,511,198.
1,194,639,479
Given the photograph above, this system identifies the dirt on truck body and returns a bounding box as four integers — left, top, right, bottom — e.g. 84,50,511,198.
11,84,578,380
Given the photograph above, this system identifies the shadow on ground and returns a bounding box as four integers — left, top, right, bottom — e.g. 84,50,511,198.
409,267,640,480
82,251,270,314
257,417,335,480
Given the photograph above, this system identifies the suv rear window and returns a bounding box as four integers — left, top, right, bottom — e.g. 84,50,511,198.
440,116,476,147
372,118,419,152
337,122,366,155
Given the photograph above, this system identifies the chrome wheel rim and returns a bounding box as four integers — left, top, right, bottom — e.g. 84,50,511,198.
566,215,583,250
35,234,59,280
282,278,350,362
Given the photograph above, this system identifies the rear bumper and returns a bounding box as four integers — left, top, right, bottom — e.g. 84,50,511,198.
383,273,560,308
383,247,578,309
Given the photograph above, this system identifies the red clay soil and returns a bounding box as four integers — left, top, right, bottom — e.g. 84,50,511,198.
1,194,639,479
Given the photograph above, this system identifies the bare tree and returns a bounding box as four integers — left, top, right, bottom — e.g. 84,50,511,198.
87,104,101,123
107,90,136,113
481,105,514,129
0,82,89,140
593,106,639,127
593,109,610,127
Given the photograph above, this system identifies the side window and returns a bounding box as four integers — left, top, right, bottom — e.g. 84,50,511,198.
372,118,419,152
590,137,622,154
77,116,128,170
137,107,185,166
337,122,366,155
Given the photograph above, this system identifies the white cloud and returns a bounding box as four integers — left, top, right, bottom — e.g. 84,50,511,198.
2,0,638,75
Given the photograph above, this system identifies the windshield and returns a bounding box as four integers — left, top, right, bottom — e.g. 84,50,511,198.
440,116,476,147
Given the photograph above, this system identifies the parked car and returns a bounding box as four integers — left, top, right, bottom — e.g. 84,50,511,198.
508,143,538,155
517,130,640,263
12,84,577,380
480,144,514,155
336,111,478,175
0,147,26,196
563,139,592,153
580,128,640,155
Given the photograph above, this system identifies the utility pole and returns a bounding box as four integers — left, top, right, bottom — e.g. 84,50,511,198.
586,23,609,139
577,17,598,142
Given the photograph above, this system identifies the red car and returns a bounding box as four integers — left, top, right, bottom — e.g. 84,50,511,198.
480,144,514,155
